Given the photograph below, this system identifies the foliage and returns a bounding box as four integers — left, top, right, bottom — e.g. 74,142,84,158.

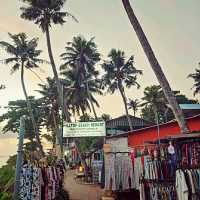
0,192,12,200
6,155,17,167
101,113,111,121
101,49,142,130
0,85,5,90
0,33,45,74
101,49,142,94
20,0,76,32
0,32,46,154
141,85,165,111
60,36,102,117
36,77,61,145
0,165,15,194
188,63,200,96
128,98,141,116
60,35,100,76
0,98,41,134
0,98,46,152
141,85,198,123
0,155,16,198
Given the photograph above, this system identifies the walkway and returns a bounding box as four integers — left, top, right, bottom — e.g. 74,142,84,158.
64,170,102,200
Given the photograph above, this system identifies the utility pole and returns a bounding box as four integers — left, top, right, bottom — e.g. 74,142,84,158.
13,116,25,200
60,83,64,157
155,111,160,145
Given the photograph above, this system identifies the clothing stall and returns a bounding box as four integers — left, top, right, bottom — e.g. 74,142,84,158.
103,136,140,200
138,133,200,200
19,159,66,200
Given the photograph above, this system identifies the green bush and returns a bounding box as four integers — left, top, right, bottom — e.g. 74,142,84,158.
0,165,15,191
0,192,12,200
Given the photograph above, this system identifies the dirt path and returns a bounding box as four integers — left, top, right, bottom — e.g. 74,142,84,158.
64,170,102,200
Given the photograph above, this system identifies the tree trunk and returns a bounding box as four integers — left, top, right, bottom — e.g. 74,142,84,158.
52,111,62,159
122,0,189,133
118,81,133,130
21,63,45,156
134,109,136,117
45,25,71,122
81,62,98,120
86,80,98,120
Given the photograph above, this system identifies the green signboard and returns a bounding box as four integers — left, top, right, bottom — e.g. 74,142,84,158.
63,121,106,137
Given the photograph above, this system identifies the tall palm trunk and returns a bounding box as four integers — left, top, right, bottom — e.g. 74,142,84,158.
45,25,71,122
82,62,98,119
122,0,189,133
21,63,45,156
133,109,136,117
86,81,98,119
52,111,62,158
118,80,133,130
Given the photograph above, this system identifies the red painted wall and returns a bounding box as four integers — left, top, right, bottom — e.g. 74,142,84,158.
128,115,200,147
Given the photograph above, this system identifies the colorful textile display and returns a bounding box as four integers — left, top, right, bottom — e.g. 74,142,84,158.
19,160,65,200
176,168,200,200
105,154,134,191
140,181,177,200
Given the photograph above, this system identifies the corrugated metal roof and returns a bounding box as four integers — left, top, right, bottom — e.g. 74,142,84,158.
179,104,200,110
106,115,154,129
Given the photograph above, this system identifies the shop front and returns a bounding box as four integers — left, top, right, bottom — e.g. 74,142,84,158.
102,114,200,200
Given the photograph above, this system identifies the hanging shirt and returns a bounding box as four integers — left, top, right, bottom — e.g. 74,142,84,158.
176,169,189,200
134,157,143,189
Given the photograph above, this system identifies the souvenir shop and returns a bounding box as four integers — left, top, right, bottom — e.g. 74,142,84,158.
19,158,66,200
138,133,200,200
103,135,140,200
103,133,200,200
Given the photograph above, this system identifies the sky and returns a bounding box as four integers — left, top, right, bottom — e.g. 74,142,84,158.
0,0,200,166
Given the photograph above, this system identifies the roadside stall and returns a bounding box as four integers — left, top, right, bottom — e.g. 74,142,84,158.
102,114,200,200
19,157,66,200
135,133,200,200
103,135,140,200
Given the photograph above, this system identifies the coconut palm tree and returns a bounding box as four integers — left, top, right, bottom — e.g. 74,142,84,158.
101,49,142,130
0,85,5,90
20,0,76,121
188,63,200,96
61,68,102,118
60,36,101,119
141,85,165,111
121,0,189,133
36,77,60,146
128,98,140,117
0,33,45,155
141,85,166,123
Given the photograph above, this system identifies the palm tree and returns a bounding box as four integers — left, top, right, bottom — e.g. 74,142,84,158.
36,77,60,148
0,85,5,90
60,36,101,119
121,0,189,133
20,0,76,122
141,85,166,123
188,63,200,96
101,49,142,130
0,97,44,155
141,85,164,111
61,68,102,118
0,33,45,155
128,98,140,117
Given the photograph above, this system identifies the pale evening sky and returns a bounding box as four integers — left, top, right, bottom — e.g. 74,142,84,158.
0,0,200,165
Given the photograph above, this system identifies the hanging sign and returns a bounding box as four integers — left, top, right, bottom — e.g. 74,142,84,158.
63,121,106,138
